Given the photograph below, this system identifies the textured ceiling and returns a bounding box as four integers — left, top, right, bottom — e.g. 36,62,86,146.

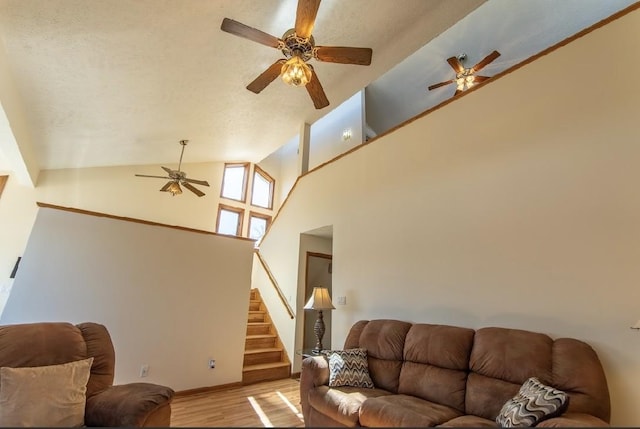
0,0,635,174
0,0,484,170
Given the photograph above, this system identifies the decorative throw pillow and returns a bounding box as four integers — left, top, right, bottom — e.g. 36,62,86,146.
0,357,94,427
496,377,570,427
322,348,374,388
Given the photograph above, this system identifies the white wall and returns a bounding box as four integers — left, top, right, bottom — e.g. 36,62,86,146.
258,8,640,425
309,91,364,170
36,162,225,232
2,206,255,391
0,172,38,314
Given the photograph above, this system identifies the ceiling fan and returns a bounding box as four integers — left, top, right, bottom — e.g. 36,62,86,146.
220,0,373,109
135,140,210,197
428,50,501,96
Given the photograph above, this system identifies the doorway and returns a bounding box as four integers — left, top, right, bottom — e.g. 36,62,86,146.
303,252,333,351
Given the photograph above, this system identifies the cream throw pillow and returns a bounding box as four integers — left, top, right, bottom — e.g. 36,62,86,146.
0,357,93,427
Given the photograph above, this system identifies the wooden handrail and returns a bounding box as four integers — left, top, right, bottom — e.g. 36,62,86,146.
254,249,295,320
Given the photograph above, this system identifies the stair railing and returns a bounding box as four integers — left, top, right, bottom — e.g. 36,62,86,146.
254,249,294,320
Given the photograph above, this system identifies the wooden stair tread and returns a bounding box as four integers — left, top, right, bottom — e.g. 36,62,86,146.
248,310,265,314
246,334,276,339
246,322,270,326
242,361,290,372
243,347,281,355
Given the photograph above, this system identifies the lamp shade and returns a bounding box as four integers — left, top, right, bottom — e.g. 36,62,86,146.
304,287,335,311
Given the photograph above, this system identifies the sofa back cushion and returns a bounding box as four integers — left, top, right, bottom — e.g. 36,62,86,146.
550,338,610,422
466,327,555,420
398,324,475,412
348,320,411,393
0,322,115,399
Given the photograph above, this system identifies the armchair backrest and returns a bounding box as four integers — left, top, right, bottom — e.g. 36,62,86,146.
0,322,115,398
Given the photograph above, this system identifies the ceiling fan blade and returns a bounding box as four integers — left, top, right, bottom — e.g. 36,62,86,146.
447,56,464,73
135,174,171,179
182,182,206,197
305,69,329,109
220,18,281,49
428,80,454,91
315,46,372,65
471,50,500,73
247,59,286,94
161,166,173,174
295,0,321,39
160,181,172,192
472,75,489,84
183,178,210,187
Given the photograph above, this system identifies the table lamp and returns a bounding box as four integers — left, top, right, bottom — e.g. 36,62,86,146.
304,286,335,353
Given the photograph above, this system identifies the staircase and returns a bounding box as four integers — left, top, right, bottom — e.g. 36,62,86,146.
242,288,291,384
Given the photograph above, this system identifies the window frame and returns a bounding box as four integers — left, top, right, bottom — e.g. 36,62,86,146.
220,162,249,203
248,211,272,242
0,175,7,199
250,165,275,210
216,204,245,236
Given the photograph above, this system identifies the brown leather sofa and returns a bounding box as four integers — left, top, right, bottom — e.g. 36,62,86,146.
300,319,610,427
0,322,175,427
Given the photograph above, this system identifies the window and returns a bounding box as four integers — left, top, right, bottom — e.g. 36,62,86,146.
251,166,274,209
221,163,249,202
216,204,244,236
248,212,272,243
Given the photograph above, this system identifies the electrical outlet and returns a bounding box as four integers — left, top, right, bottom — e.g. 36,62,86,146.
208,359,215,369
140,364,149,378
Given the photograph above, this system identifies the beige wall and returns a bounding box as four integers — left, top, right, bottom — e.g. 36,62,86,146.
0,172,38,313
258,8,640,425
2,206,254,391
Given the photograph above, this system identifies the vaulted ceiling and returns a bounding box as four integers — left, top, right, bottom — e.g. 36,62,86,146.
0,0,635,185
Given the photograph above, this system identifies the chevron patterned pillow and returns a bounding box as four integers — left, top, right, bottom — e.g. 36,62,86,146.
496,377,570,427
322,348,374,388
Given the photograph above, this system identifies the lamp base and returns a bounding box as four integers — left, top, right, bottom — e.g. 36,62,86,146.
313,310,326,352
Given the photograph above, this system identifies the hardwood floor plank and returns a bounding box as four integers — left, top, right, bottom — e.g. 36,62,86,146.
171,378,304,427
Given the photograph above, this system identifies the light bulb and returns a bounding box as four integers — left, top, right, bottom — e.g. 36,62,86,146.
281,56,312,87
168,181,182,196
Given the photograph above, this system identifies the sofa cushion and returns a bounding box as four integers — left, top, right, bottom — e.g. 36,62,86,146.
399,324,474,411
359,394,463,427
307,385,391,427
551,339,610,422
358,320,411,393
0,322,86,369
323,348,374,388
437,415,498,427
466,327,553,420
0,357,93,427
495,377,569,427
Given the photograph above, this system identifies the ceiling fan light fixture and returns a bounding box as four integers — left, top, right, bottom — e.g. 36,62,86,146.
168,181,182,196
281,55,312,87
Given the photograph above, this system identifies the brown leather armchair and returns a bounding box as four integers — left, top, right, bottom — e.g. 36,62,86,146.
0,321,174,427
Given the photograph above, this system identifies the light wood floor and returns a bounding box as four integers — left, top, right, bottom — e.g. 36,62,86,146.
170,378,304,427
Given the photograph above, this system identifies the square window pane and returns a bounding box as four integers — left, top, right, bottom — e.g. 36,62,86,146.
251,172,271,208
222,166,246,201
249,217,268,241
218,210,240,235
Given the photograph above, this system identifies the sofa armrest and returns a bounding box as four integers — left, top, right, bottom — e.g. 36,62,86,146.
85,382,175,427
300,355,330,422
536,412,609,427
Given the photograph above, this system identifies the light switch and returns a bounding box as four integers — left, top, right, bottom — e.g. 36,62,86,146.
337,296,347,305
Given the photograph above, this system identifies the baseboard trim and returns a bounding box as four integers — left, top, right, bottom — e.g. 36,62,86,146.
174,382,243,397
